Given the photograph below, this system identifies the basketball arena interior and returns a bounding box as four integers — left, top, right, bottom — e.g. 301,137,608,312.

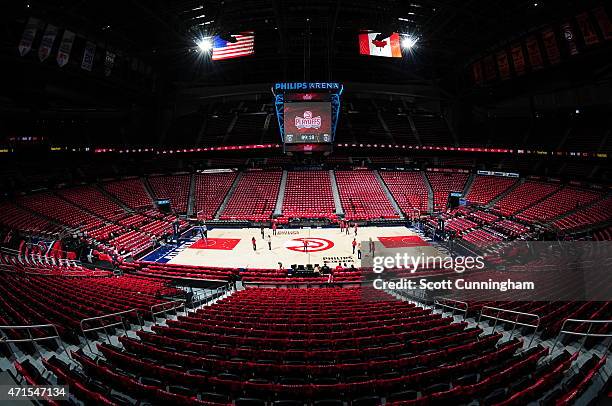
1,0,612,405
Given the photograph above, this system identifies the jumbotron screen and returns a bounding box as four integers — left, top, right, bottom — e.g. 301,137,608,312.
283,101,332,143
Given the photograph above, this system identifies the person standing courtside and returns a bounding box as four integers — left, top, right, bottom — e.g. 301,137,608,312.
260,225,265,239
352,238,357,254
267,235,272,250
345,221,350,235
357,242,362,259
173,215,181,245
272,221,277,236
252,237,257,251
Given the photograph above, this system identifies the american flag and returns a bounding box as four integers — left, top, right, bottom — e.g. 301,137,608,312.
212,32,255,61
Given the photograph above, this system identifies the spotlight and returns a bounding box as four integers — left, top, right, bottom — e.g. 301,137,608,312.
401,36,418,49
196,38,213,52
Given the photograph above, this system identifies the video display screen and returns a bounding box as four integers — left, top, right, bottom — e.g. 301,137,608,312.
283,102,332,143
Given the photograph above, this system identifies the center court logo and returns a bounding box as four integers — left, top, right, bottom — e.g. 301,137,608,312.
285,238,334,252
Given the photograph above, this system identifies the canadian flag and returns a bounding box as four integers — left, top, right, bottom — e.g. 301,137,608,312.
359,32,402,58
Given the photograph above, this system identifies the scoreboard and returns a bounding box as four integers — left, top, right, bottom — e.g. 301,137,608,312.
272,82,343,153
284,101,331,144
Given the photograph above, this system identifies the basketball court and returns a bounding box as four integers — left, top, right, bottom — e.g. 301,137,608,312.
142,226,443,269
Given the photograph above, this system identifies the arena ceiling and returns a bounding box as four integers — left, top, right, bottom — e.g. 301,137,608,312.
2,0,611,140
3,0,596,85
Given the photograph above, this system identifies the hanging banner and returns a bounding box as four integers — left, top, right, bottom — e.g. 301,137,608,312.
541,27,561,65
593,6,612,41
56,30,75,67
560,21,579,56
18,17,41,56
38,24,58,62
81,41,96,71
510,43,526,76
525,36,543,70
471,60,483,84
483,55,497,81
576,12,600,46
496,50,511,80
104,50,116,77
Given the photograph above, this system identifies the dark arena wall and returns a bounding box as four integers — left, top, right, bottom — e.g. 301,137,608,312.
0,0,611,404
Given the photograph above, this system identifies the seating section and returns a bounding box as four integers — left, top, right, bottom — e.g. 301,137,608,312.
0,272,178,342
494,181,560,216
0,253,109,277
148,175,191,214
0,202,60,234
102,178,153,210
193,172,237,220
462,229,504,245
593,225,612,241
57,186,127,221
445,217,478,234
426,172,469,212
282,171,336,218
131,262,235,282
220,171,282,221
492,219,530,237
335,170,398,220
465,175,518,205
516,187,601,223
17,193,101,230
380,171,429,214
467,301,612,341
553,197,612,232
61,287,558,403
468,210,500,224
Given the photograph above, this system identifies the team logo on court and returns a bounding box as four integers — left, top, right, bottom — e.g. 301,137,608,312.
285,237,334,252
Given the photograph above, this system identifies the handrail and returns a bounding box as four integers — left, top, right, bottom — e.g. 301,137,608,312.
434,297,469,319
0,246,80,268
552,318,612,356
0,323,69,358
151,300,186,320
80,309,143,353
189,286,230,308
478,306,541,347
